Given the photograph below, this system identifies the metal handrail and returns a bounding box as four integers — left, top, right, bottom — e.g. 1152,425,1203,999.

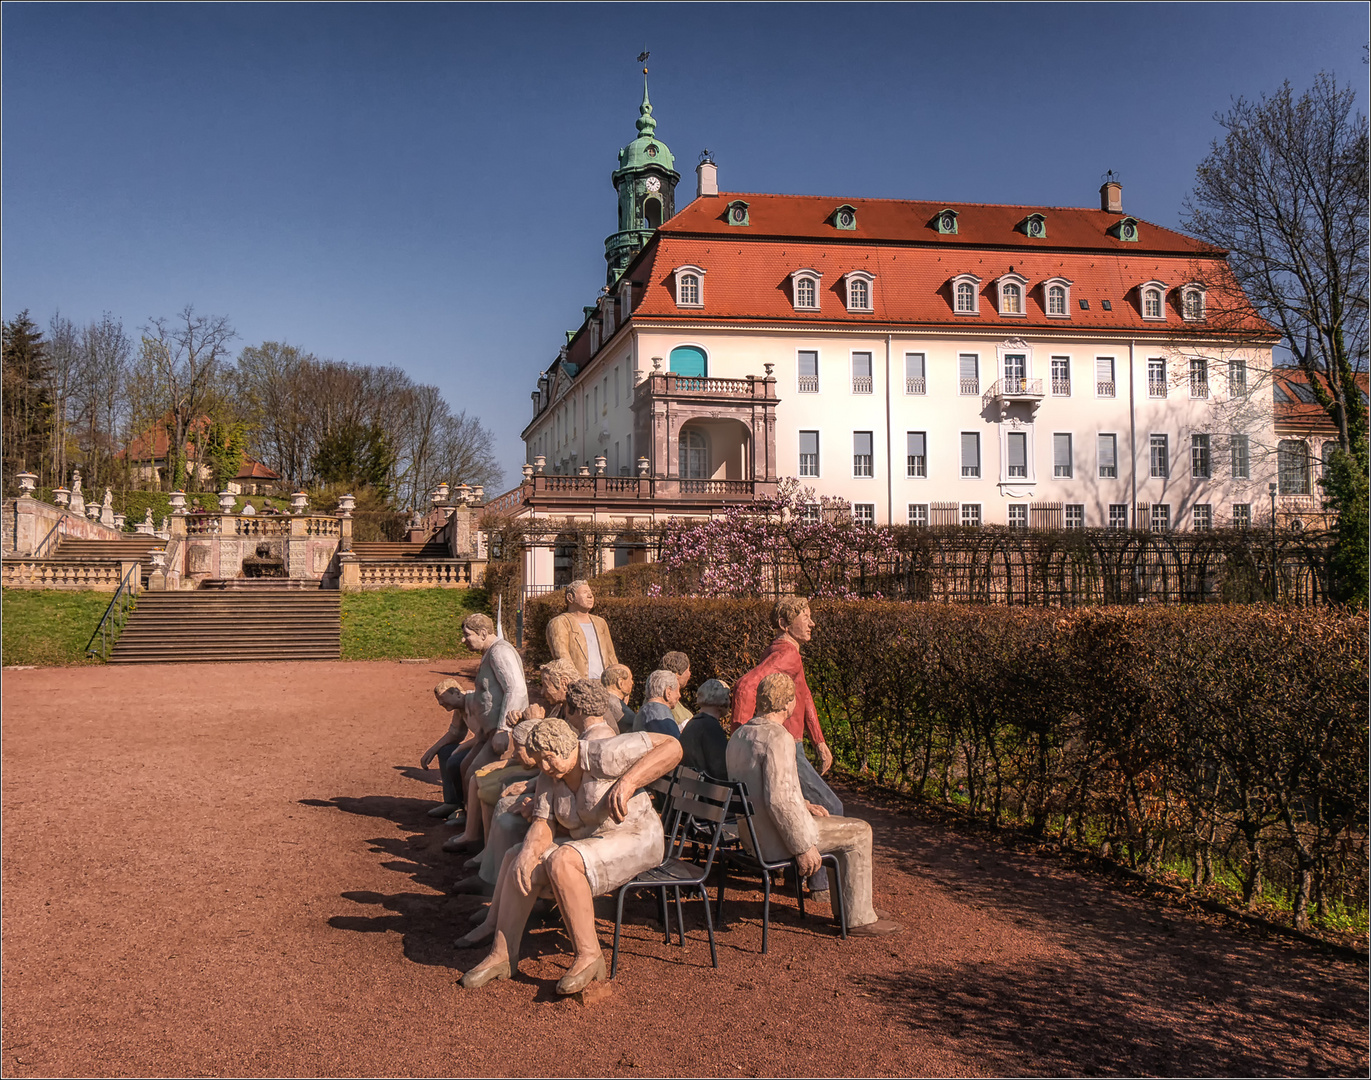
85,560,140,661
33,514,70,559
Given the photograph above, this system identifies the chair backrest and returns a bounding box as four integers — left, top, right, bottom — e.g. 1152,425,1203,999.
664,773,733,871
720,779,766,861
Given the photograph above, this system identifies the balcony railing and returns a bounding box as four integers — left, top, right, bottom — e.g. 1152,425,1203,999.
1149,380,1167,398
905,377,926,395
680,479,755,495
1051,378,1071,396
1191,382,1210,399
983,378,1045,412
852,376,873,394
959,378,980,395
486,473,774,513
1097,381,1116,397
798,375,819,393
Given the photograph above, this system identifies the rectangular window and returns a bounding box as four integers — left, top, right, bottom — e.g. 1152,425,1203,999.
1096,356,1116,396
906,431,927,478
1003,353,1027,392
960,432,981,478
1148,358,1167,398
959,353,979,395
1098,433,1118,479
1229,359,1247,396
626,433,632,472
1006,432,1028,478
1232,503,1251,528
798,351,819,393
1191,434,1211,479
1193,504,1212,530
905,352,926,394
1053,433,1073,478
613,441,620,476
1190,357,1209,398
1008,504,1027,529
1151,504,1171,532
853,503,875,525
799,503,820,524
908,503,929,527
614,366,621,406
1109,504,1129,529
1150,434,1170,479
1231,434,1250,479
1051,356,1071,396
853,431,874,477
1065,504,1085,529
1278,439,1311,495
961,503,982,527
851,352,873,394
799,430,819,478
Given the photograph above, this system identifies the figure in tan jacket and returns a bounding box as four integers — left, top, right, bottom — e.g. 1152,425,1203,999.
545,579,618,680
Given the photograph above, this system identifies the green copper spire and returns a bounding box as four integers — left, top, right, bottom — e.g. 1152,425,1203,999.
635,73,657,139
605,67,680,285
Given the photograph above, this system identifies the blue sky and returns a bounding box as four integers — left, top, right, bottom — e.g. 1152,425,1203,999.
3,3,1366,484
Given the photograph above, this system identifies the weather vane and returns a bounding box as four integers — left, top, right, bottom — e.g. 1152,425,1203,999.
638,49,649,73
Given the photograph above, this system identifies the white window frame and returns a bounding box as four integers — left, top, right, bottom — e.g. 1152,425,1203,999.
960,431,981,479
1191,433,1211,479
1232,503,1251,528
904,352,926,395
1052,432,1073,479
1231,434,1250,479
796,349,820,394
850,351,874,395
1189,357,1210,399
1150,433,1170,479
1042,277,1072,318
951,274,982,315
1179,283,1207,322
672,265,706,309
1193,504,1212,531
1108,503,1129,529
1228,358,1248,397
908,503,929,528
1000,427,1034,483
958,353,980,395
1007,503,1028,529
1065,504,1085,529
1139,280,1168,321
1095,356,1117,398
1098,433,1119,479
1147,357,1167,399
995,272,1029,317
906,430,927,479
843,271,874,313
618,280,634,320
853,430,875,479
798,430,820,478
1150,504,1172,532
960,503,982,527
852,503,876,525
1050,355,1071,397
790,268,822,312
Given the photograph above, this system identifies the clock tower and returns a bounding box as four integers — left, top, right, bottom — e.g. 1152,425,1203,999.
605,72,679,285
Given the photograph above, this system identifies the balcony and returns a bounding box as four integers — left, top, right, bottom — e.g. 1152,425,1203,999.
484,473,776,517
983,377,1045,417
798,375,819,393
852,376,873,394
906,377,926,395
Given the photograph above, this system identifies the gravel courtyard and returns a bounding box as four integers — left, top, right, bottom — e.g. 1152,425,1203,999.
2,660,1365,1077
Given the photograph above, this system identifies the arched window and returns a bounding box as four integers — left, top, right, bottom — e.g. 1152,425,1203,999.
1278,439,1311,495
956,282,975,312
849,278,869,310
1047,285,1066,316
679,274,700,306
668,345,707,378
643,197,662,229
1183,289,1205,320
796,276,816,308
1002,283,1021,314
1144,288,1162,319
679,428,709,479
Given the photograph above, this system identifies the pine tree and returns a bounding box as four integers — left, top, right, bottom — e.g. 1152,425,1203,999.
2,311,54,487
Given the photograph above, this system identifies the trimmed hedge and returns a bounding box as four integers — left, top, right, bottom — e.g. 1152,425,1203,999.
526,595,1369,930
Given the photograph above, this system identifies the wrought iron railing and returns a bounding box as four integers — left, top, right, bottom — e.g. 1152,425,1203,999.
85,561,140,661
905,377,926,395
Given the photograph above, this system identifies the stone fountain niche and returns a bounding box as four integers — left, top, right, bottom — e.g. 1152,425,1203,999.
241,540,287,578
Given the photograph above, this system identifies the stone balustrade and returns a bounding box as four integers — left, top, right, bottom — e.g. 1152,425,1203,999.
352,560,484,590
3,558,141,592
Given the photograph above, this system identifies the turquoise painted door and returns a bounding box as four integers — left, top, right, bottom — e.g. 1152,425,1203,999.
669,346,707,378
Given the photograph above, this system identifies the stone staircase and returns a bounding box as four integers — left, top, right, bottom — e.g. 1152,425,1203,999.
3,535,167,590
108,588,341,664
352,539,451,560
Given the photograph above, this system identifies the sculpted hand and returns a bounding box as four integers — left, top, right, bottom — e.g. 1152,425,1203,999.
504,780,530,799
514,850,539,894
606,779,633,823
805,801,829,818
796,846,822,879
817,742,834,775
524,704,546,720
513,794,535,820
419,751,434,770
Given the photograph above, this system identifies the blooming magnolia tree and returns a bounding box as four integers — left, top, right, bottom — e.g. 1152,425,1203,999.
651,478,899,599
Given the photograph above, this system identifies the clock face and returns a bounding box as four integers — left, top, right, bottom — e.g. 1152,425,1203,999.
645,177,661,192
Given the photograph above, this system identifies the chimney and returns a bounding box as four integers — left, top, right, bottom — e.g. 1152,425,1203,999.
696,152,718,198
1099,172,1123,214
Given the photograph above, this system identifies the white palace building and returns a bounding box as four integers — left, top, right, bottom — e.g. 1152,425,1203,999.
488,78,1280,589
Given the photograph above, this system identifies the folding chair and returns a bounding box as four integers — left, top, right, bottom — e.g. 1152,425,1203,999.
610,772,732,977
714,779,847,954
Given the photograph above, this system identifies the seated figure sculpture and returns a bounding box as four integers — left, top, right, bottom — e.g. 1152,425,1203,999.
659,651,694,728
545,579,618,680
419,679,472,819
726,672,901,937
458,717,683,995
626,669,680,737
599,664,634,732
679,678,731,780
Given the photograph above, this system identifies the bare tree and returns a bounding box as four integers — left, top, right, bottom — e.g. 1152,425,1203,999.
73,312,132,489
46,312,79,485
1182,73,1368,460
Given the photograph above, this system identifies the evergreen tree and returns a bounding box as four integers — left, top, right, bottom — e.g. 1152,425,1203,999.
2,311,53,486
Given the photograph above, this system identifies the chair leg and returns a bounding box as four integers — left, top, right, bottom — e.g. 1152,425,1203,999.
761,871,771,955
659,887,671,944
673,887,686,948
824,854,848,939
611,886,628,978
795,861,806,920
715,864,728,927
700,884,718,969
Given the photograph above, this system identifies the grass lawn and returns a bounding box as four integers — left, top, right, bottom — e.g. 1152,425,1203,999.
1,589,112,667
340,588,486,661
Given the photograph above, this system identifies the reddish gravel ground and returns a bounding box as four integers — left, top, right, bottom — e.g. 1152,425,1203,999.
2,660,1366,1078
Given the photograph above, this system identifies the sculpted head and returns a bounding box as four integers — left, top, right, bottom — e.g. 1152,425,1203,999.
509,715,539,768
600,663,633,701
565,579,594,614
434,677,465,713
695,678,731,717
645,668,681,707
539,658,580,704
527,717,580,779
755,672,796,719
660,650,691,690
564,679,613,732
461,613,498,652
773,596,814,643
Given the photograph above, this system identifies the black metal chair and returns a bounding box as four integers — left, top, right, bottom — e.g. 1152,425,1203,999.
714,779,847,954
610,772,733,976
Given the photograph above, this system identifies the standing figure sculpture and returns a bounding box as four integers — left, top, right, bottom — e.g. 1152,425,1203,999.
545,579,618,680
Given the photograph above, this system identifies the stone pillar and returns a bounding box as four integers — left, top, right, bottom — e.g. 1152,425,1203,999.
338,552,361,592
288,514,309,579
119,558,143,595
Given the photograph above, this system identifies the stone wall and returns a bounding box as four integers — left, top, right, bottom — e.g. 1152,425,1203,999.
3,497,123,557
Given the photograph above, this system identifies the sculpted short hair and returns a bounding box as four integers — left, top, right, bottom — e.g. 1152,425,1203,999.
660,651,690,675
434,678,462,696
695,678,731,708
463,613,495,637
527,717,579,760
510,717,538,747
772,595,810,630
645,669,679,700
565,678,612,718
565,579,590,604
600,663,632,689
539,658,580,689
756,672,796,715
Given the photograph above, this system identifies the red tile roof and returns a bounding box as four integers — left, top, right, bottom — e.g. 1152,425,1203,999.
234,459,281,481
1273,367,1370,436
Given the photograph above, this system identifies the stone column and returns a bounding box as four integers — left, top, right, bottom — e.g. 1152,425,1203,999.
288,514,309,579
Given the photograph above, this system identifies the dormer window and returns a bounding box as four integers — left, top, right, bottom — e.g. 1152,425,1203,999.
995,272,1029,317
618,279,634,318
934,209,959,235
1042,277,1072,317
673,265,706,308
1139,280,1167,321
951,273,981,315
726,200,750,227
1181,284,1206,321
843,271,874,312
790,268,822,311
1022,213,1047,239
831,204,857,231
1109,216,1141,242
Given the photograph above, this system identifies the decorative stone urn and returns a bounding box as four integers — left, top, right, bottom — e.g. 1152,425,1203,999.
113,512,127,530
337,493,356,518
521,462,534,481
471,485,483,502
218,490,236,513
534,455,546,475
16,472,38,495
578,465,591,477
456,483,472,504
169,491,188,515
594,455,607,475
86,502,101,520
637,456,651,477
432,482,449,504
290,490,309,515
53,487,70,507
